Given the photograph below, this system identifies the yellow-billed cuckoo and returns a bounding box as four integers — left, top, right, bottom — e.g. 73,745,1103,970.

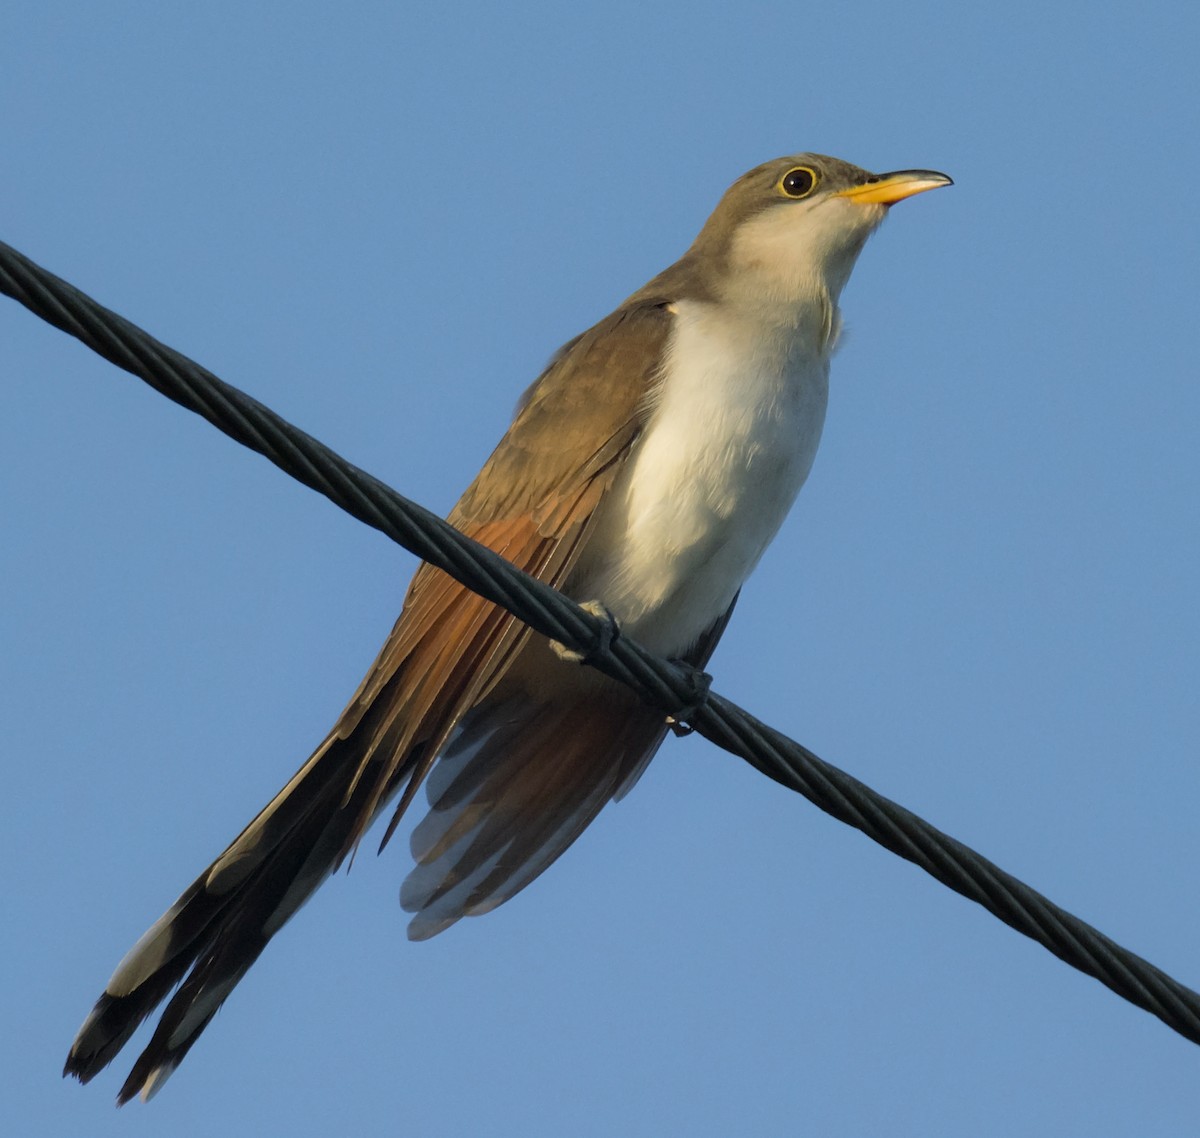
65,154,951,1102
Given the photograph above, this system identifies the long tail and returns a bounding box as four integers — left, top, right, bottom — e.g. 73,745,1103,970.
63,728,412,1104
64,566,735,1103
63,539,547,1103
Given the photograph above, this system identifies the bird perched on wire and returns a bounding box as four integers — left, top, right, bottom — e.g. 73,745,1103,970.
64,153,951,1103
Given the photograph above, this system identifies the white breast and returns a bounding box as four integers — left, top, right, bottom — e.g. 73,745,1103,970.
571,297,831,656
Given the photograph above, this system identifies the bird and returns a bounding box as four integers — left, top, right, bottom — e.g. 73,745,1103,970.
64,153,951,1103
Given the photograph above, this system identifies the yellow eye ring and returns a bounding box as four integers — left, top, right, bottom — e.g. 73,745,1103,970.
778,166,819,199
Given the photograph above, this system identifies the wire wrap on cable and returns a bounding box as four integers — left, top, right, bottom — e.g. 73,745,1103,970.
3,237,1199,1046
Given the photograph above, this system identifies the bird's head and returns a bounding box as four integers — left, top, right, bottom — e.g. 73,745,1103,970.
689,154,952,311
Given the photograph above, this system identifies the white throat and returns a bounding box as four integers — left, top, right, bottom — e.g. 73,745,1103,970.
720,197,881,316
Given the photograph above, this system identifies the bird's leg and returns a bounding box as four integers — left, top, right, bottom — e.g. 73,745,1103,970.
551,599,620,665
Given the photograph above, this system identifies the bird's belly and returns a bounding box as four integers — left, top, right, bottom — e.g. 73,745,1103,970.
570,309,830,657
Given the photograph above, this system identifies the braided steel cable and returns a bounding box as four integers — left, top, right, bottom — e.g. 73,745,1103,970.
3,237,1198,1045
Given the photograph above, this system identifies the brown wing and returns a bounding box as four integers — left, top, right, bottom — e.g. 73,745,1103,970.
65,297,682,1101
334,298,679,858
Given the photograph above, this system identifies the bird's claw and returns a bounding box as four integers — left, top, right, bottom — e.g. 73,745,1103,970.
665,665,712,735
551,600,620,664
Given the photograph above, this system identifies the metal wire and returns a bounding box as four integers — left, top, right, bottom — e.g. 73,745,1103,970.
4,237,1199,1045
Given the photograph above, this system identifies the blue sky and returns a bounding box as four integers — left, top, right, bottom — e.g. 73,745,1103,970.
3,2,1199,1134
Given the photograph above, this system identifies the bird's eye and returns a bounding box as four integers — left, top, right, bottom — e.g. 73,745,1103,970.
779,166,818,199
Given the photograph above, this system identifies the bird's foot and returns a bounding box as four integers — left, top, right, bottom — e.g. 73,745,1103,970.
664,666,712,736
551,600,620,665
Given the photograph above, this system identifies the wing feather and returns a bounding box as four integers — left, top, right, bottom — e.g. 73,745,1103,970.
67,297,679,1098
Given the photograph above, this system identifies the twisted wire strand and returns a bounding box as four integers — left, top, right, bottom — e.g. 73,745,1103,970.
3,238,1198,1044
